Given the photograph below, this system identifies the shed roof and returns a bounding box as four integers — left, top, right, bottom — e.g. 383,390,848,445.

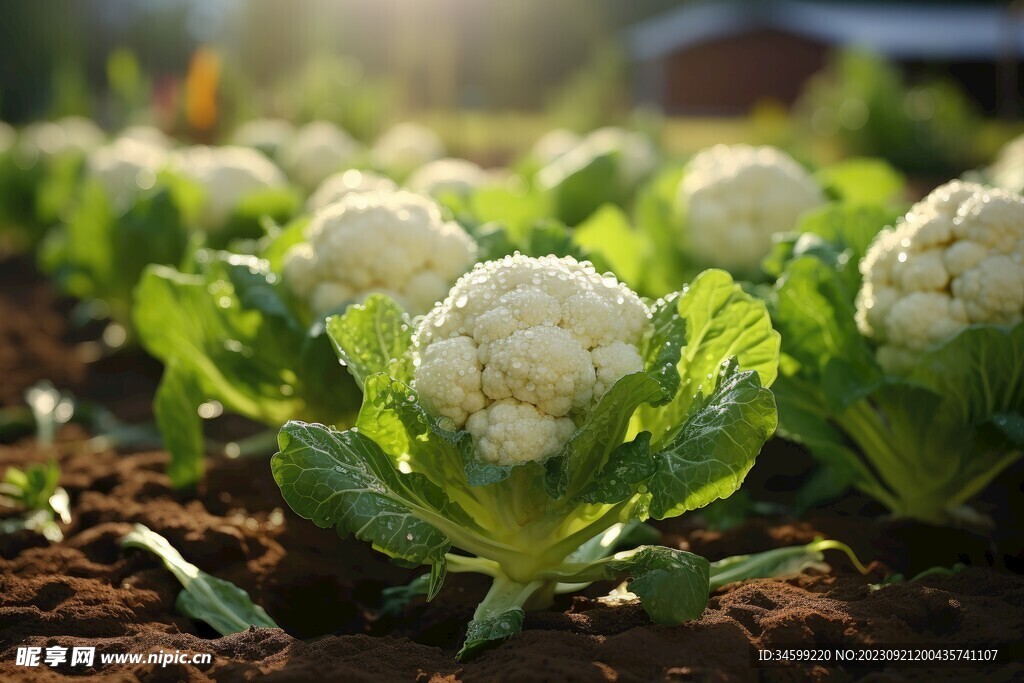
626,1,1024,61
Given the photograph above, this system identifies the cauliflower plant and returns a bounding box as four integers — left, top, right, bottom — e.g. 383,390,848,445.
283,190,477,317
231,118,295,159
679,144,826,274
173,145,288,231
370,123,445,179
989,133,1024,196
529,128,581,166
16,117,104,166
280,121,360,190
414,254,649,465
305,169,397,213
86,136,170,204
406,157,489,198
855,180,1024,372
118,125,173,150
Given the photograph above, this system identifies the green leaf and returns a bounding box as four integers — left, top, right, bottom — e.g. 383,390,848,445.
816,158,906,207
325,295,415,389
538,146,620,226
544,295,685,500
457,608,525,660
635,269,780,449
574,204,647,289
154,362,207,488
649,360,777,519
272,421,457,567
578,432,657,505
773,257,880,412
610,546,710,624
549,545,710,625
122,524,278,634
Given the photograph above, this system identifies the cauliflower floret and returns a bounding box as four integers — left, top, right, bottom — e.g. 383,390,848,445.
592,342,644,397
414,254,650,464
306,169,397,213
118,125,173,150
173,145,287,230
989,133,1024,195
406,158,489,198
679,144,826,273
370,123,445,178
282,190,478,318
86,137,169,203
416,336,487,426
466,399,576,466
231,118,295,159
281,121,360,190
856,180,1024,372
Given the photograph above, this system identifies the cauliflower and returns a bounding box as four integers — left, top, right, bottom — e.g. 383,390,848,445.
414,254,649,465
173,145,288,230
406,157,489,198
530,128,581,166
989,133,1024,195
118,125,173,150
280,121,360,190
306,169,397,213
86,136,170,203
231,118,295,159
679,144,826,273
370,123,445,178
282,190,477,317
856,180,1024,372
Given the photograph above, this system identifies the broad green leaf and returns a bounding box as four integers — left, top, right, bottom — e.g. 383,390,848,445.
610,546,710,624
545,295,684,499
635,269,780,449
538,147,620,226
550,545,710,625
272,421,457,566
772,257,880,412
457,608,525,660
708,539,865,590
326,295,415,389
649,361,777,519
122,524,278,634
578,432,656,505
154,362,206,488
816,158,906,207
762,204,896,296
574,204,647,289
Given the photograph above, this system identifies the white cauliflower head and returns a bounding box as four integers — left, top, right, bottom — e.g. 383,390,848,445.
281,121,360,190
282,189,478,317
414,254,650,466
406,157,489,198
370,123,445,178
306,169,398,213
679,144,826,273
990,133,1024,196
86,136,170,203
118,125,173,150
16,117,105,167
856,180,1024,372
173,145,288,230
530,128,582,166
231,118,296,158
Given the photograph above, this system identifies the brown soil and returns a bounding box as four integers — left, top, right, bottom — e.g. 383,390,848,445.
2,256,1023,681
0,426,1022,682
